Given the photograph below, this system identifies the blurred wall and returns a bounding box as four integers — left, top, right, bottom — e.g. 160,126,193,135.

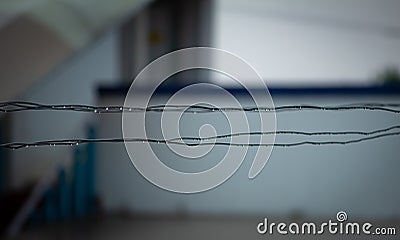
0,15,71,101
213,0,400,86
0,0,151,101
119,0,214,84
3,0,214,191
97,91,400,219
8,30,120,189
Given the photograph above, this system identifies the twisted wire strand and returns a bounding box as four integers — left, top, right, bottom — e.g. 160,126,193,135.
1,101,400,113
1,128,399,150
1,101,399,149
169,125,400,141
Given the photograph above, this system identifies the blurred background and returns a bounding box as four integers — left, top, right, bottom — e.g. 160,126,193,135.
0,0,400,239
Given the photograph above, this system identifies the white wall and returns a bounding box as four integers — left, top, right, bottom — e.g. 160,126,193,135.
97,92,400,219
9,30,120,189
213,0,400,86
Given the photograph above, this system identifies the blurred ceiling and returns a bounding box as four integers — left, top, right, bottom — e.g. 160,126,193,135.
0,0,151,101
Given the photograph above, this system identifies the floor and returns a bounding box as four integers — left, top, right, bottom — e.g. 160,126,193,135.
9,215,399,240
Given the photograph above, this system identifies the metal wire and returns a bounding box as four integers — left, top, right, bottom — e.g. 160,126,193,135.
1,101,399,150
1,101,400,113
1,127,399,150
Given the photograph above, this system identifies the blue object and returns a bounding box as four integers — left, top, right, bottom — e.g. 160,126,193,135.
86,126,96,213
57,168,71,220
44,187,57,223
72,148,86,218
